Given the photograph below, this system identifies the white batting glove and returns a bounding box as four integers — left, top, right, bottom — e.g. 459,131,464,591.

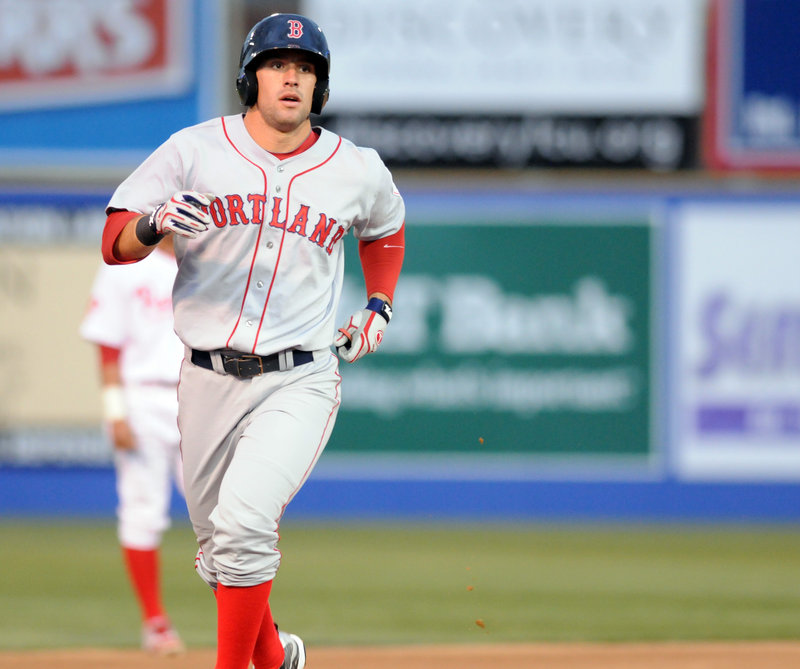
334,298,393,363
148,191,214,240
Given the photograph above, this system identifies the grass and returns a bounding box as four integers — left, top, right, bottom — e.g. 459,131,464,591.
1,520,799,650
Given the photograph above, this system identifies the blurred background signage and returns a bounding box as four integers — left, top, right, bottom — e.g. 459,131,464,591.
0,0,225,171
333,214,654,472
307,0,706,170
4,0,800,519
704,0,800,170
0,0,190,111
672,201,800,480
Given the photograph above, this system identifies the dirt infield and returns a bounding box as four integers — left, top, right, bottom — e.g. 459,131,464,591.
2,642,800,669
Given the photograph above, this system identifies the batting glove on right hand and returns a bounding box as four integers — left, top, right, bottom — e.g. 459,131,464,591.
149,191,214,240
334,298,393,363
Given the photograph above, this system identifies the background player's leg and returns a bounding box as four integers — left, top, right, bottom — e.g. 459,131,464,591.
118,386,184,654
121,546,163,620
116,459,183,654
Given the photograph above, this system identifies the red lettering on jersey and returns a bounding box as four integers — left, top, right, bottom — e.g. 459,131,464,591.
248,193,267,224
134,287,171,313
267,197,284,229
209,194,347,257
210,198,228,227
287,204,309,237
309,214,335,247
325,225,346,255
287,19,304,39
135,286,152,307
226,194,248,225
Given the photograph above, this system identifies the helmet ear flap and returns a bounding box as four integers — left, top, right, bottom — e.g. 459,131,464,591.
236,69,258,107
311,79,329,115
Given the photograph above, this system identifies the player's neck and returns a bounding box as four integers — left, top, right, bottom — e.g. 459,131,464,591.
242,112,313,155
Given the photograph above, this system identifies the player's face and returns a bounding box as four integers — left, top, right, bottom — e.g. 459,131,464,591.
254,51,317,132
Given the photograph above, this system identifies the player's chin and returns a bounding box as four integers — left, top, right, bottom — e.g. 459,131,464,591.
274,104,311,130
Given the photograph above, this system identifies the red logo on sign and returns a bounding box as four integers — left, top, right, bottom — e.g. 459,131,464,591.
0,0,190,111
287,19,304,39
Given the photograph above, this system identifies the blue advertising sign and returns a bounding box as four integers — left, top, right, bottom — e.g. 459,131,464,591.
0,0,226,171
705,0,800,170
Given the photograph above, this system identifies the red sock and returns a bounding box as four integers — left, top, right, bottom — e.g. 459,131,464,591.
251,590,283,669
122,547,164,621
216,581,273,669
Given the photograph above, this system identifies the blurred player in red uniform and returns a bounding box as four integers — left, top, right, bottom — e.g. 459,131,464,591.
81,235,186,655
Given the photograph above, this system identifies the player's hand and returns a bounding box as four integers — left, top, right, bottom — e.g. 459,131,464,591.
149,191,214,239
334,299,392,363
109,419,136,451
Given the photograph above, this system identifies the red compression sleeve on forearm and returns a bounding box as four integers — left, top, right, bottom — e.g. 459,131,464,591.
101,210,140,265
358,224,405,302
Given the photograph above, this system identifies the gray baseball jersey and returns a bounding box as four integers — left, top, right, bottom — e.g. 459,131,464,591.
108,114,405,356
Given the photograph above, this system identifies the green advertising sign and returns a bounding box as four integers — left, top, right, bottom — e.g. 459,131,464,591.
332,219,653,461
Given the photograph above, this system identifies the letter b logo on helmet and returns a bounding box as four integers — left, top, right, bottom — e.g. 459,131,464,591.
236,13,330,114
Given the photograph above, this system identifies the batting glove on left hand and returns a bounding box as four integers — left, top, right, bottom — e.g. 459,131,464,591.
334,298,393,363
150,190,214,240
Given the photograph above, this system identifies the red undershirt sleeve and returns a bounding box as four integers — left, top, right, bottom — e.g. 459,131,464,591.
101,210,141,265
98,345,122,365
358,224,405,302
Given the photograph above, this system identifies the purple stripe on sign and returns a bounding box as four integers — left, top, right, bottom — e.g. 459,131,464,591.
696,405,748,433
696,404,800,436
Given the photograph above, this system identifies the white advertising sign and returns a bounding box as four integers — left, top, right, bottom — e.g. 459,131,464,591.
304,0,706,114
672,202,800,480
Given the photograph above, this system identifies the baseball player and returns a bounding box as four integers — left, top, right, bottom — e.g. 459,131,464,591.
80,235,186,655
99,12,405,669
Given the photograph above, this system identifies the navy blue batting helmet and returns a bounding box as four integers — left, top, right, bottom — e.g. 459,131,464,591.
236,13,330,114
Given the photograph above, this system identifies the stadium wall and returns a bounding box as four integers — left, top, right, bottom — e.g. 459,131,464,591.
1,186,800,521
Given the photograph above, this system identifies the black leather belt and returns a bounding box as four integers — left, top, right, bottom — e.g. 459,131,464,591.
191,348,313,378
